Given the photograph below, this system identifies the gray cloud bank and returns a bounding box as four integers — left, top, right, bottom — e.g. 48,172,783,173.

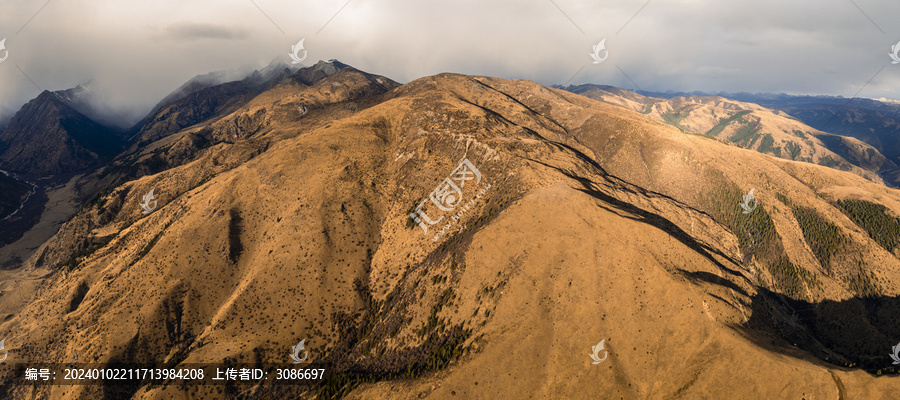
1,0,900,127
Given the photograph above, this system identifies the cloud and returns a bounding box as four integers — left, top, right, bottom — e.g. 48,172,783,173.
0,0,899,127
695,66,741,78
161,22,249,41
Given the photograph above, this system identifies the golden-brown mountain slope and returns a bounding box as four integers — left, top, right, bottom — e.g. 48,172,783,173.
1,70,899,399
564,85,893,185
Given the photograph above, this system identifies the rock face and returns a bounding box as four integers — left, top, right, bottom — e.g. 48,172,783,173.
0,90,125,176
0,67,899,399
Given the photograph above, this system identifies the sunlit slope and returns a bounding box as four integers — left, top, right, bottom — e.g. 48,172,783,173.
348,182,899,399
566,85,892,185
1,72,899,399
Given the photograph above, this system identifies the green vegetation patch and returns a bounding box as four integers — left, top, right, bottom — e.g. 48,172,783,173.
844,256,881,297
705,110,752,137
729,120,762,148
133,231,163,265
641,104,653,114
818,156,841,168
836,199,900,255
700,175,775,252
757,134,781,157
768,255,816,296
662,111,692,131
866,148,877,160
784,141,802,160
778,196,847,272
818,155,851,171
700,173,815,297
791,129,808,138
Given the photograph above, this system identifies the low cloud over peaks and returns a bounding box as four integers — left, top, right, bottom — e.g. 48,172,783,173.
0,0,899,127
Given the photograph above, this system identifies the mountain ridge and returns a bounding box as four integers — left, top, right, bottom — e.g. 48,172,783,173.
0,64,899,398
559,83,898,187
0,66,899,398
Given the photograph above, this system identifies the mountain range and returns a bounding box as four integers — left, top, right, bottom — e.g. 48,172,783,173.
559,84,900,187
0,61,898,398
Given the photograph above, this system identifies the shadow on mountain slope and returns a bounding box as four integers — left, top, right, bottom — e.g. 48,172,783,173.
684,265,900,374
744,288,900,374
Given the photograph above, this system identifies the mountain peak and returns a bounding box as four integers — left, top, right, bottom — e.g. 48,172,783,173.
291,59,351,86
0,85,123,175
51,82,96,108
307,59,351,75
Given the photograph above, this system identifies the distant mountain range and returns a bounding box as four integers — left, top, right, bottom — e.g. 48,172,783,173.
558,84,900,187
638,90,900,175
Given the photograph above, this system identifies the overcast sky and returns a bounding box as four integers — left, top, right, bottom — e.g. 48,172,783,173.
2,0,900,126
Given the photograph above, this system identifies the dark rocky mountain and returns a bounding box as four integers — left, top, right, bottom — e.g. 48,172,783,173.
0,170,41,254
152,68,258,111
0,90,125,176
0,171,32,221
146,60,299,123
50,82,141,130
125,59,314,149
